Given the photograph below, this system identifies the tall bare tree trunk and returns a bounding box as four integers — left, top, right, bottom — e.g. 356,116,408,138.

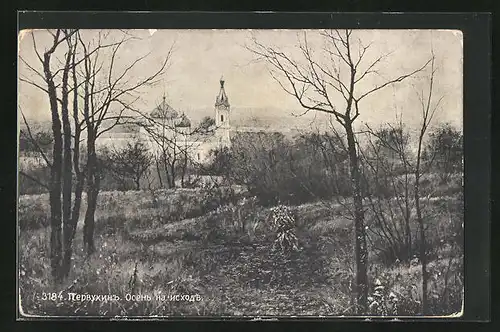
83,131,99,256
24,29,170,277
43,51,63,281
414,51,439,315
404,172,412,262
60,45,73,279
26,29,79,281
170,161,176,188
415,139,428,314
135,176,141,190
61,46,84,278
83,185,98,256
181,150,188,187
61,151,84,277
161,151,173,189
156,158,163,188
345,121,368,313
81,46,99,256
47,91,63,279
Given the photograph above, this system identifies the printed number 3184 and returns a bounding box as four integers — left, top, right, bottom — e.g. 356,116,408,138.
41,292,63,301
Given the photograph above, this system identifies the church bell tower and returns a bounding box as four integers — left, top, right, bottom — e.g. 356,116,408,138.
215,76,231,146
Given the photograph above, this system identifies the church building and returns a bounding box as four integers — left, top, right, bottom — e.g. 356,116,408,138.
99,77,234,164
142,76,233,163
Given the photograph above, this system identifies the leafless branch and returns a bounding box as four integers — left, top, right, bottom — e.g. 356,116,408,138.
19,170,50,190
356,58,432,102
20,111,53,168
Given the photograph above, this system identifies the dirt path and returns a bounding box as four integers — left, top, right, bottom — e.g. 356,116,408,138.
192,239,335,315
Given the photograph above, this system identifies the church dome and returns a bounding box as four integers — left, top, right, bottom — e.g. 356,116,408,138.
151,96,179,119
175,113,192,128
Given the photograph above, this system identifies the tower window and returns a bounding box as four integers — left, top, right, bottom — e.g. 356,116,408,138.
197,153,200,160
221,115,224,122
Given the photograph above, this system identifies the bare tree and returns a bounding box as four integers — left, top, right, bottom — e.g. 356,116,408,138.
76,31,171,255
360,121,415,265
67,30,86,277
413,52,444,314
361,50,444,314
59,30,80,278
247,29,430,312
103,141,152,190
19,29,80,280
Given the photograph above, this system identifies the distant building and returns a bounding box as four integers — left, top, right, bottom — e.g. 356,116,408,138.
98,77,235,163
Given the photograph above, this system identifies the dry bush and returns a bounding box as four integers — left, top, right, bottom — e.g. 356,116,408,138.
364,193,463,267
228,132,350,207
368,253,463,316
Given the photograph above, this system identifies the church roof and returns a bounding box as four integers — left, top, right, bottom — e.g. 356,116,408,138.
151,96,179,119
175,113,192,128
215,77,230,108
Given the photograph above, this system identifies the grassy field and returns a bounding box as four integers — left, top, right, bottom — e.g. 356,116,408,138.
18,187,463,317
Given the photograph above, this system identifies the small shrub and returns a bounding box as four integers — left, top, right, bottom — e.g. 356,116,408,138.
368,278,400,315
269,205,299,252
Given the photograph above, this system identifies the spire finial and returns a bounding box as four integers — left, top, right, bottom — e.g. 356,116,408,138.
215,75,229,108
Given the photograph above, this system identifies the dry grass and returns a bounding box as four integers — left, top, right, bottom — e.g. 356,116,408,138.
367,251,463,316
18,188,463,317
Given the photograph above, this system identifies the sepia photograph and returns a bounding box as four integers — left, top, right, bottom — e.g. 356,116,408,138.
17,28,464,318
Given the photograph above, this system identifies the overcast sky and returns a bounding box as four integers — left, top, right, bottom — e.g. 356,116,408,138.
18,29,463,132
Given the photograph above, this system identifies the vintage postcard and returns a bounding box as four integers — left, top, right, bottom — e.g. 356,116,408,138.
18,27,465,318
